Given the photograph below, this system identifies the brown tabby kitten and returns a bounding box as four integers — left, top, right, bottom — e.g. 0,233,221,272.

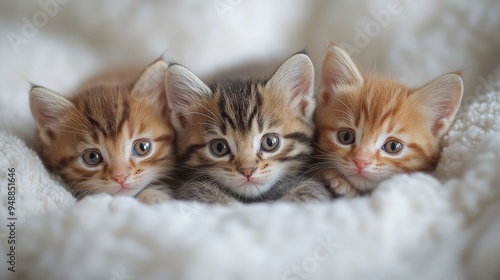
30,61,174,203
166,53,330,204
315,44,463,197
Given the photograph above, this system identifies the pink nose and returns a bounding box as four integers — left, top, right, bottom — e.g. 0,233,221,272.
112,173,130,185
353,158,372,171
239,167,257,178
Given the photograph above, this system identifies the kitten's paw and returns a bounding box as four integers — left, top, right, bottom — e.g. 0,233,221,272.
282,180,331,202
174,181,240,205
325,175,359,198
136,187,172,204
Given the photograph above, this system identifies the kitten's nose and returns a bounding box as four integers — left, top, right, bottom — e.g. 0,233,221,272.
112,173,130,185
353,158,372,171
239,167,257,178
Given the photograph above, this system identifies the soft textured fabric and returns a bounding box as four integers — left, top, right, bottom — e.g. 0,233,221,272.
0,1,499,279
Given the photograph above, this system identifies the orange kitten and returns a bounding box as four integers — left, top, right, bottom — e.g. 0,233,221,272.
315,45,463,197
30,61,175,203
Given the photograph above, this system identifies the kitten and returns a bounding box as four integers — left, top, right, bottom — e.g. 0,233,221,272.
30,60,175,204
315,44,463,197
166,53,330,204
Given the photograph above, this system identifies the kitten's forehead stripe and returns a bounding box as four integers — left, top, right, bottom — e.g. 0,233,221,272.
85,105,107,137
214,79,263,133
116,97,130,135
257,117,264,133
219,117,227,135
247,96,261,129
246,83,262,130
218,93,235,129
351,86,409,141
78,86,132,138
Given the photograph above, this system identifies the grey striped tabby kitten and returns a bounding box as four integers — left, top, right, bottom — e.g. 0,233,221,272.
165,53,331,204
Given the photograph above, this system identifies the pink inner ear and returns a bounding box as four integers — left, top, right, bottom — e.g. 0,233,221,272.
295,74,312,98
46,129,55,141
321,46,363,90
430,99,459,137
300,99,309,115
155,86,169,117
432,122,444,136
416,73,463,137
177,113,187,128
321,58,336,88
34,105,63,130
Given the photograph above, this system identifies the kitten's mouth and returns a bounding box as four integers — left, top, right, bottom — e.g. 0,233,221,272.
115,183,137,193
229,176,276,198
236,178,265,190
239,181,258,187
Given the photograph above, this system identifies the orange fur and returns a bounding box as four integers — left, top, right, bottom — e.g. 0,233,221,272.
315,45,463,196
30,61,175,201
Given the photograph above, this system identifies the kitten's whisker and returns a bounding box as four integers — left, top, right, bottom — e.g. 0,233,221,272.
331,95,356,118
301,163,333,176
181,111,220,125
72,110,96,132
51,129,88,137
344,92,358,115
331,113,354,124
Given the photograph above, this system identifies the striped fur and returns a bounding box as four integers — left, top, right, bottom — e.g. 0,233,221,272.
167,54,330,203
30,61,175,203
315,44,463,196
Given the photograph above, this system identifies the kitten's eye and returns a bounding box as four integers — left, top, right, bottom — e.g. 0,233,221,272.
209,140,230,157
261,134,280,152
82,149,103,166
337,130,355,145
133,139,152,156
382,140,403,154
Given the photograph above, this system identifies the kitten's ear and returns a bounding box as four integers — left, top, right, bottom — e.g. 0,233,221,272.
30,86,74,144
165,64,212,129
132,60,168,116
266,53,315,119
319,44,363,104
414,73,463,139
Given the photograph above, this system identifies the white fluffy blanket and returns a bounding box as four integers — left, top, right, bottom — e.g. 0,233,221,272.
1,1,500,279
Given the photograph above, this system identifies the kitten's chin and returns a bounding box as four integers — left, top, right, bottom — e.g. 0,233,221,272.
226,178,278,199
345,175,378,192
109,182,147,197
115,188,142,197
